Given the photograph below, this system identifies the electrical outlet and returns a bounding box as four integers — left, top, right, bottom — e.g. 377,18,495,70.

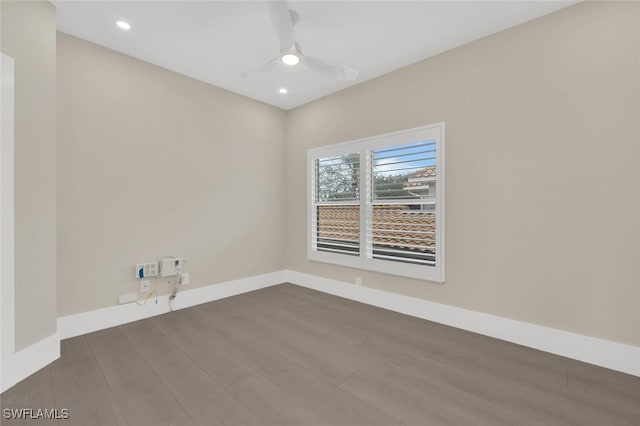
355,277,362,287
140,279,150,293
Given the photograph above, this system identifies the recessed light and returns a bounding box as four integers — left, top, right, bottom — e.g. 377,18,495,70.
116,21,131,30
279,88,288,94
281,53,299,66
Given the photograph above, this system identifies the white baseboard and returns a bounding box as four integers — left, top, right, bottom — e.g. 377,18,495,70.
285,270,640,378
58,270,286,340
1,333,60,393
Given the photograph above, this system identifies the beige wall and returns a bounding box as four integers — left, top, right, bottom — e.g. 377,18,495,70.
57,33,286,316
1,1,57,351
286,2,640,346
52,2,640,347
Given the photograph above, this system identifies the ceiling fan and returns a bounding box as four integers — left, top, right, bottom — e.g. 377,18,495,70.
243,1,359,81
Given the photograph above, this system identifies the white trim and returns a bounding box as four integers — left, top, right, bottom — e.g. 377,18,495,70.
307,122,446,155
58,271,286,340
284,270,640,378
1,333,60,392
1,54,17,392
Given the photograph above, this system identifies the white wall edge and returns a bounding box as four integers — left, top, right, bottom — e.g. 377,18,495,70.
284,269,640,378
1,53,17,395
1,333,60,393
57,270,286,340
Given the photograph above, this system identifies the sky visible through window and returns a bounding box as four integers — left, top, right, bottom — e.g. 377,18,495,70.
373,139,436,177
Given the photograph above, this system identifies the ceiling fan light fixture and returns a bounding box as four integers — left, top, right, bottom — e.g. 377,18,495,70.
116,20,131,30
281,53,300,66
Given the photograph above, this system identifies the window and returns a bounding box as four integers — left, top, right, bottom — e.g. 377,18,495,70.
308,123,445,282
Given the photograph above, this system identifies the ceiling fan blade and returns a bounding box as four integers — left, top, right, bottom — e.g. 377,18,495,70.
289,10,300,27
268,1,295,52
301,55,359,81
242,56,281,77
335,64,359,81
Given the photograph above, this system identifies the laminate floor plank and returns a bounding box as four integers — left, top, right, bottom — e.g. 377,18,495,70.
241,288,370,347
49,358,126,426
85,327,164,406
229,345,402,426
275,301,371,347
383,361,543,426
150,312,253,387
269,284,429,334
227,374,333,426
415,337,568,394
188,306,278,352
284,286,568,397
566,369,640,423
170,306,258,350
340,370,474,426
117,387,198,426
268,286,431,347
258,308,393,378
356,334,428,367
352,312,637,424
84,327,138,358
420,319,579,384
263,285,381,328
198,293,273,318
195,303,358,386
567,361,640,396
420,319,563,369
0,367,59,425
147,349,263,426
119,318,178,359
392,358,629,426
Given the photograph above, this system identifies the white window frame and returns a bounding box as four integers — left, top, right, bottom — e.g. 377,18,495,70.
307,122,445,283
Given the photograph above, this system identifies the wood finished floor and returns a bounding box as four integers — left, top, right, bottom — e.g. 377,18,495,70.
1,283,639,425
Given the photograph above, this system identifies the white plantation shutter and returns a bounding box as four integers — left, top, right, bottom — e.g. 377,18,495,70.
308,123,444,282
310,153,361,257
366,141,437,266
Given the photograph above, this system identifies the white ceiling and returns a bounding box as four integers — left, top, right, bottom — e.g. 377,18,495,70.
53,1,576,110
